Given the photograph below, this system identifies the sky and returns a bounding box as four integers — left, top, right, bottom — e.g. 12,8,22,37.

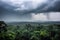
0,0,60,22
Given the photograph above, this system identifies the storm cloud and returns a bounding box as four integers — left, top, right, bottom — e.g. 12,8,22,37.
0,0,60,22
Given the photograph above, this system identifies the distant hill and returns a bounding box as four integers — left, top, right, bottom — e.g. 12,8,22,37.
6,21,60,25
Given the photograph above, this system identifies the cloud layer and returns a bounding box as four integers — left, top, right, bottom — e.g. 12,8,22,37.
1,0,48,10
0,0,60,13
0,0,60,22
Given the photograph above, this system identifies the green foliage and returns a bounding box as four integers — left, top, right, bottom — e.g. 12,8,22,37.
40,29,49,36
0,23,60,40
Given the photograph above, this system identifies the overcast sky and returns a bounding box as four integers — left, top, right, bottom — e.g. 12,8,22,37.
0,0,60,22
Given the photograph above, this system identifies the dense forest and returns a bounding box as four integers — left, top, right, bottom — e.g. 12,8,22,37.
0,21,60,40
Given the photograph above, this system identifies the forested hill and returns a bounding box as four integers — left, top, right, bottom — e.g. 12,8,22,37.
7,21,60,25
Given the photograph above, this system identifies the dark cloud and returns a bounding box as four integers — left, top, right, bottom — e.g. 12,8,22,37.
0,1,17,20
44,0,60,12
0,1,32,21
0,0,60,21
0,0,60,15
8,0,60,15
22,0,60,14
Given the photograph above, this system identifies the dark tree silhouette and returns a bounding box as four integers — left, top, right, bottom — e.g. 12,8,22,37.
0,21,7,33
0,21,9,40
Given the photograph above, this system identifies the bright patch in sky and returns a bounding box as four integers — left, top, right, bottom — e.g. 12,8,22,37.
49,12,60,21
32,13,48,21
31,12,60,21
